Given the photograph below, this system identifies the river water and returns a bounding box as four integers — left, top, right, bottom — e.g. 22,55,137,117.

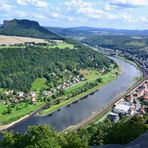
3,57,141,134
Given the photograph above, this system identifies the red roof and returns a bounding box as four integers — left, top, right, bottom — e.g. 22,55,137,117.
144,95,148,100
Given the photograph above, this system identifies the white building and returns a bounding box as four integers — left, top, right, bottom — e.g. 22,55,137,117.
113,104,131,115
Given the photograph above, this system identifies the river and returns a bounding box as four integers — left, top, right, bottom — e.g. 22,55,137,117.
2,57,141,134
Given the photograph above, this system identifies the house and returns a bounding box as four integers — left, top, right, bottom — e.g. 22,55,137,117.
144,89,148,95
31,97,36,104
5,91,9,96
57,85,62,90
30,91,36,98
143,95,148,105
5,90,14,95
138,90,145,97
133,91,138,97
42,91,52,96
125,95,133,103
113,104,131,115
100,68,105,74
129,104,136,115
18,92,24,98
139,105,145,115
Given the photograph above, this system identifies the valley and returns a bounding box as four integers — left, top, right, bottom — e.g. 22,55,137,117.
0,21,118,126
0,18,147,148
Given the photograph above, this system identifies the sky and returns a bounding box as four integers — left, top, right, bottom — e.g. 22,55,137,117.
0,0,148,29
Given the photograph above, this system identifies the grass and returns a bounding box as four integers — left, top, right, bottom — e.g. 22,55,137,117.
44,42,74,49
54,42,74,49
65,66,120,94
65,82,86,94
39,66,121,116
0,42,74,50
126,41,145,47
0,102,45,125
0,77,47,125
31,78,47,93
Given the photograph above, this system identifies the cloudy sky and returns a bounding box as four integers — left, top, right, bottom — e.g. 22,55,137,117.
0,0,148,29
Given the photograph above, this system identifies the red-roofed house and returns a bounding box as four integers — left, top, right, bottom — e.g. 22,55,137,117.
143,95,148,105
126,95,133,103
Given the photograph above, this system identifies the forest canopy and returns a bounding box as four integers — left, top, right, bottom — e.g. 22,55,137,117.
0,44,113,91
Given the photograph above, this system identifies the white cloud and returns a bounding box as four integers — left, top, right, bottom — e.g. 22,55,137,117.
60,0,134,22
108,0,148,8
139,17,148,22
16,0,48,8
50,12,61,18
33,14,48,20
120,13,133,22
61,0,103,20
0,1,14,11
104,4,112,11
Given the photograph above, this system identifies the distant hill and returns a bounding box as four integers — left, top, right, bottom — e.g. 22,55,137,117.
47,26,148,39
0,19,62,40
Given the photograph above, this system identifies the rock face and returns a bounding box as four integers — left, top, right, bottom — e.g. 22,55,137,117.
3,19,40,28
0,19,62,40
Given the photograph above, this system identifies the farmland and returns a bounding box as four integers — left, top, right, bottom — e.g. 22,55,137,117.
0,35,48,45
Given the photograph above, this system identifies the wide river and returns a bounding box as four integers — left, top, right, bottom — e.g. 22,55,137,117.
4,57,142,134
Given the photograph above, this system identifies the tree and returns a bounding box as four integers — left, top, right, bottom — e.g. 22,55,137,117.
7,105,12,114
104,116,147,144
89,128,104,145
1,125,61,148
96,78,102,83
62,132,89,148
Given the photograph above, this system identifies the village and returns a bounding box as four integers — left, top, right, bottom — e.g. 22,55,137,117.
107,79,148,122
1,75,85,106
89,45,148,123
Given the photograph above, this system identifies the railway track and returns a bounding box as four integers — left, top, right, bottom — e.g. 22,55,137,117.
61,58,148,133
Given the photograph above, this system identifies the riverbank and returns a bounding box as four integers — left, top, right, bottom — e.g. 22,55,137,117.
0,114,29,131
38,66,122,116
0,101,46,131
0,65,121,130
61,58,145,133
0,57,141,134
116,56,144,82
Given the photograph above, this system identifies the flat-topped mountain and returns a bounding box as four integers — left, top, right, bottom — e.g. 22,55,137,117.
0,19,62,40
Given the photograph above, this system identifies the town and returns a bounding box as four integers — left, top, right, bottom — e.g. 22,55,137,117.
85,45,148,123
108,79,148,122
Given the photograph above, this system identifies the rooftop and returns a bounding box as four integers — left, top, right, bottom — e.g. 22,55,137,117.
114,104,130,112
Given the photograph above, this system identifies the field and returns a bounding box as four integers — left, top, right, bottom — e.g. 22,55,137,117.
0,35,48,45
43,42,74,49
0,102,45,125
65,66,120,94
0,35,74,49
126,41,145,47
31,78,47,93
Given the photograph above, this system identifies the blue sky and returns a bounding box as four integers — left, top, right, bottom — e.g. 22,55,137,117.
0,0,148,29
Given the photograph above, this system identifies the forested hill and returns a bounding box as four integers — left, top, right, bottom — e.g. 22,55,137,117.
0,19,62,40
47,27,148,38
0,44,114,91
82,34,148,60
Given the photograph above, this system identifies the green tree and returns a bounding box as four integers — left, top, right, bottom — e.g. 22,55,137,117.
1,125,61,148
62,132,89,148
105,116,147,144
7,105,12,114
